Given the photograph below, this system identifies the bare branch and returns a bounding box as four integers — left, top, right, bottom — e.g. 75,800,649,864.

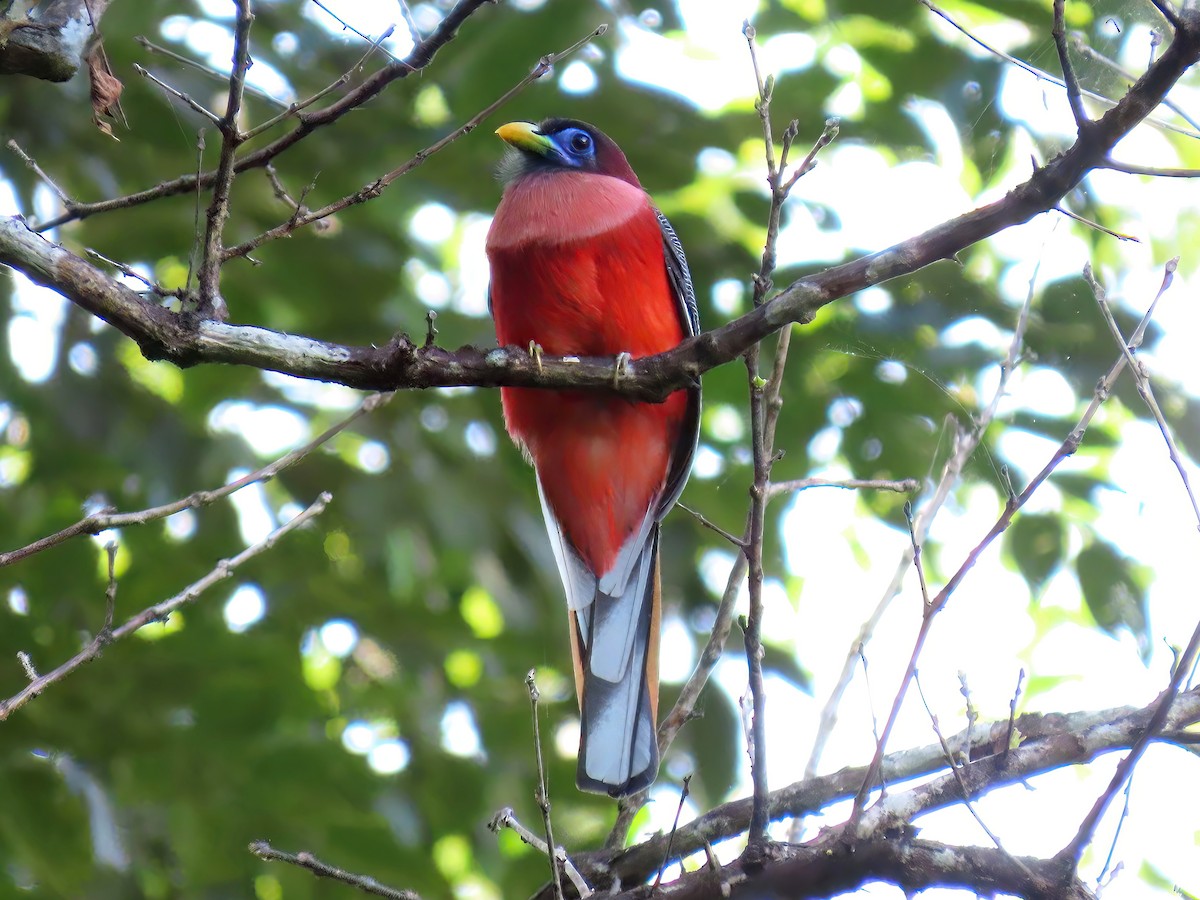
1056,259,1198,867
489,809,591,898
767,476,917,499
6,139,75,207
132,62,223,125
250,840,420,900
5,10,1198,397
0,493,331,722
31,0,498,232
0,392,391,569
1052,0,1089,128
526,670,565,900
581,689,1200,890
222,24,607,260
849,263,1171,826
133,34,288,109
195,0,255,317
677,502,747,549
1101,159,1200,177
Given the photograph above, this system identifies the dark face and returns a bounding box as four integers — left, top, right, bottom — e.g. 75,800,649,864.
495,118,641,187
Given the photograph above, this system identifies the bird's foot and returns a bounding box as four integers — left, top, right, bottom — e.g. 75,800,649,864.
528,340,544,372
612,351,632,387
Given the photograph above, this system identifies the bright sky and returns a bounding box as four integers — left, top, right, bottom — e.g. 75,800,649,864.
4,1,1200,898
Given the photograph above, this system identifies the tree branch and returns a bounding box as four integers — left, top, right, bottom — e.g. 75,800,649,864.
30,0,495,231
0,0,110,82
4,11,1199,399
0,492,331,721
566,688,1200,892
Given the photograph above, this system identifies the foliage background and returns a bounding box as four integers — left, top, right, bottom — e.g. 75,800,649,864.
2,0,1199,898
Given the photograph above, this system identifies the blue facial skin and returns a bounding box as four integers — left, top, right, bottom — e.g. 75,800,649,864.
544,127,597,168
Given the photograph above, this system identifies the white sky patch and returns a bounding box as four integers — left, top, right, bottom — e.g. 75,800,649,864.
208,401,309,455
223,584,266,633
464,421,495,457
164,509,196,542
261,371,361,410
659,614,695,684
2,178,66,384
342,720,375,755
356,440,390,474
409,203,456,246
319,619,359,658
690,444,724,480
440,701,484,759
8,586,29,615
992,365,1078,419
559,60,598,95
940,315,1007,351
226,469,275,544
455,213,493,318
368,738,410,775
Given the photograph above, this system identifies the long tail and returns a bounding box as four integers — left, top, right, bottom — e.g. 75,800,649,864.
569,528,661,797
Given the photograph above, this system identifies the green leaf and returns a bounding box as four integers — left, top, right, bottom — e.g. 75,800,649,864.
1007,513,1065,592
1076,540,1149,652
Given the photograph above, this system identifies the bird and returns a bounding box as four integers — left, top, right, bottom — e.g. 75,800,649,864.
486,118,700,797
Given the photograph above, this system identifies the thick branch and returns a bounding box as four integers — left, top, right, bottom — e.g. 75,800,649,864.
0,0,109,82
569,688,1200,890
4,11,1199,397
624,837,1088,900
32,0,493,230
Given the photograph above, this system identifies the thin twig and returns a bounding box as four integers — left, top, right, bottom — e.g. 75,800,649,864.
243,25,399,141
1070,33,1200,133
526,670,564,900
222,24,608,260
1087,259,1195,526
1148,0,1182,30
1101,159,1200,177
85,248,186,299
805,251,1040,784
134,35,288,108
132,63,223,125
1095,778,1133,890
310,0,399,62
654,775,693,891
741,19,776,847
195,0,255,317
904,502,931,608
0,392,391,569
677,502,746,548
102,542,118,634
1055,205,1139,241
914,671,1025,865
1052,0,1089,128
1056,259,1199,867
847,261,1171,829
767,476,917,499
489,808,591,897
1003,668,1026,764
395,0,422,46
31,1,509,232
6,140,75,208
918,0,1200,140
250,840,420,899
0,493,331,722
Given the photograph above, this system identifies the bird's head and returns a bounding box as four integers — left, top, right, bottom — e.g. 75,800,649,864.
495,118,641,188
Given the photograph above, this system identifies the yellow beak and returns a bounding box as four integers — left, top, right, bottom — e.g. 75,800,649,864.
495,121,553,155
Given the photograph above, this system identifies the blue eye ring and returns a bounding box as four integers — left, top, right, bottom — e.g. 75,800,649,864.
566,130,592,155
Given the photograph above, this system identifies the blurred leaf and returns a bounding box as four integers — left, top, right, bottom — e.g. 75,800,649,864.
1076,540,1149,653
1007,513,1065,593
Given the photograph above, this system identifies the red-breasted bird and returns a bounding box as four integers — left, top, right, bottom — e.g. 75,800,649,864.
486,119,700,796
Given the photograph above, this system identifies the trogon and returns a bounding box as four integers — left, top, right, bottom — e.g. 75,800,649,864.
487,118,700,796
